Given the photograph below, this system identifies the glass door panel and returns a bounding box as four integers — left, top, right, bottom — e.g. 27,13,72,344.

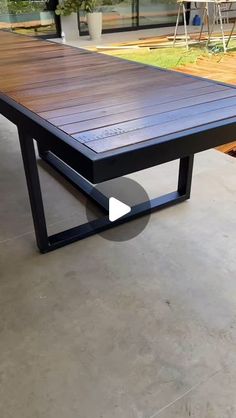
139,0,181,27
79,0,137,34
0,0,59,37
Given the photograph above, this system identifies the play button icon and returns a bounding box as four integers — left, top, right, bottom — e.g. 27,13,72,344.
109,197,131,222
86,176,151,242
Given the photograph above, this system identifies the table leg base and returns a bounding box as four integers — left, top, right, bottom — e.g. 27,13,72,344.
19,130,194,253
48,190,188,252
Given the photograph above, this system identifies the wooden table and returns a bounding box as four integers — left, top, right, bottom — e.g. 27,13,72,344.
0,31,236,252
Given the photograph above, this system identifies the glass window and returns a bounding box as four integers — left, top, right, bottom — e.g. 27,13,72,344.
79,0,137,34
79,0,182,35
139,0,182,27
0,0,59,37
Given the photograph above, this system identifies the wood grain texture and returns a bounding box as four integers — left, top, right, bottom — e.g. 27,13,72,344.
0,30,236,154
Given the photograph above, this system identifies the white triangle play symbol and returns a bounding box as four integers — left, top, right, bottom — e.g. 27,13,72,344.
109,197,131,222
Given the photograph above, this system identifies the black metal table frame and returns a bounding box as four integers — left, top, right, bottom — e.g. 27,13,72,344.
1,92,236,253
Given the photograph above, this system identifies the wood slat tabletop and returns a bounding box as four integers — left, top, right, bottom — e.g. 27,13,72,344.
1,30,236,154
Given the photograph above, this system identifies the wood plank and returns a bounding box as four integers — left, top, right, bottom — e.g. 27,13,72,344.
5,66,151,97
0,60,130,91
83,104,236,153
217,141,236,153
72,96,236,141
54,87,235,128
39,83,225,119
18,76,204,113
26,79,216,114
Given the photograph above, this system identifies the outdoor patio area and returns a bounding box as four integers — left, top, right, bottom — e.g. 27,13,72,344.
51,23,234,46
0,22,236,418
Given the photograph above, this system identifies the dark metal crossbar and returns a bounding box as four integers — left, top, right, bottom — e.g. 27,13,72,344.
19,128,194,253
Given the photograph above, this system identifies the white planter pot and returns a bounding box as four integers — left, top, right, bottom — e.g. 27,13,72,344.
60,13,78,42
87,12,102,41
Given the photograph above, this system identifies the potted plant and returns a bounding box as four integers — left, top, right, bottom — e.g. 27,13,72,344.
84,0,102,41
55,0,81,42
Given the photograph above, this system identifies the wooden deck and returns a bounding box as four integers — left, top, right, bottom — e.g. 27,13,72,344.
177,53,236,154
177,53,236,85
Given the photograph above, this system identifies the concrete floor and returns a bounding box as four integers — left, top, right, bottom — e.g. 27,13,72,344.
0,114,236,418
51,26,190,48
51,24,234,49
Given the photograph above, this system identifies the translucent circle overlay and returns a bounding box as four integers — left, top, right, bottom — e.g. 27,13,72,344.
86,177,151,242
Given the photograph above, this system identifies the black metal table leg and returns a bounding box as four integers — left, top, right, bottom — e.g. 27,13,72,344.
19,134,194,253
38,147,109,212
37,141,47,159
178,155,194,198
18,128,49,252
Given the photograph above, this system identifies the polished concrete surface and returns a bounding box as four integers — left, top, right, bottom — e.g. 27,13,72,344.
51,24,234,49
0,115,236,418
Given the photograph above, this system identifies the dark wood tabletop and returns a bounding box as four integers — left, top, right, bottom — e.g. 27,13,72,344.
0,30,236,182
